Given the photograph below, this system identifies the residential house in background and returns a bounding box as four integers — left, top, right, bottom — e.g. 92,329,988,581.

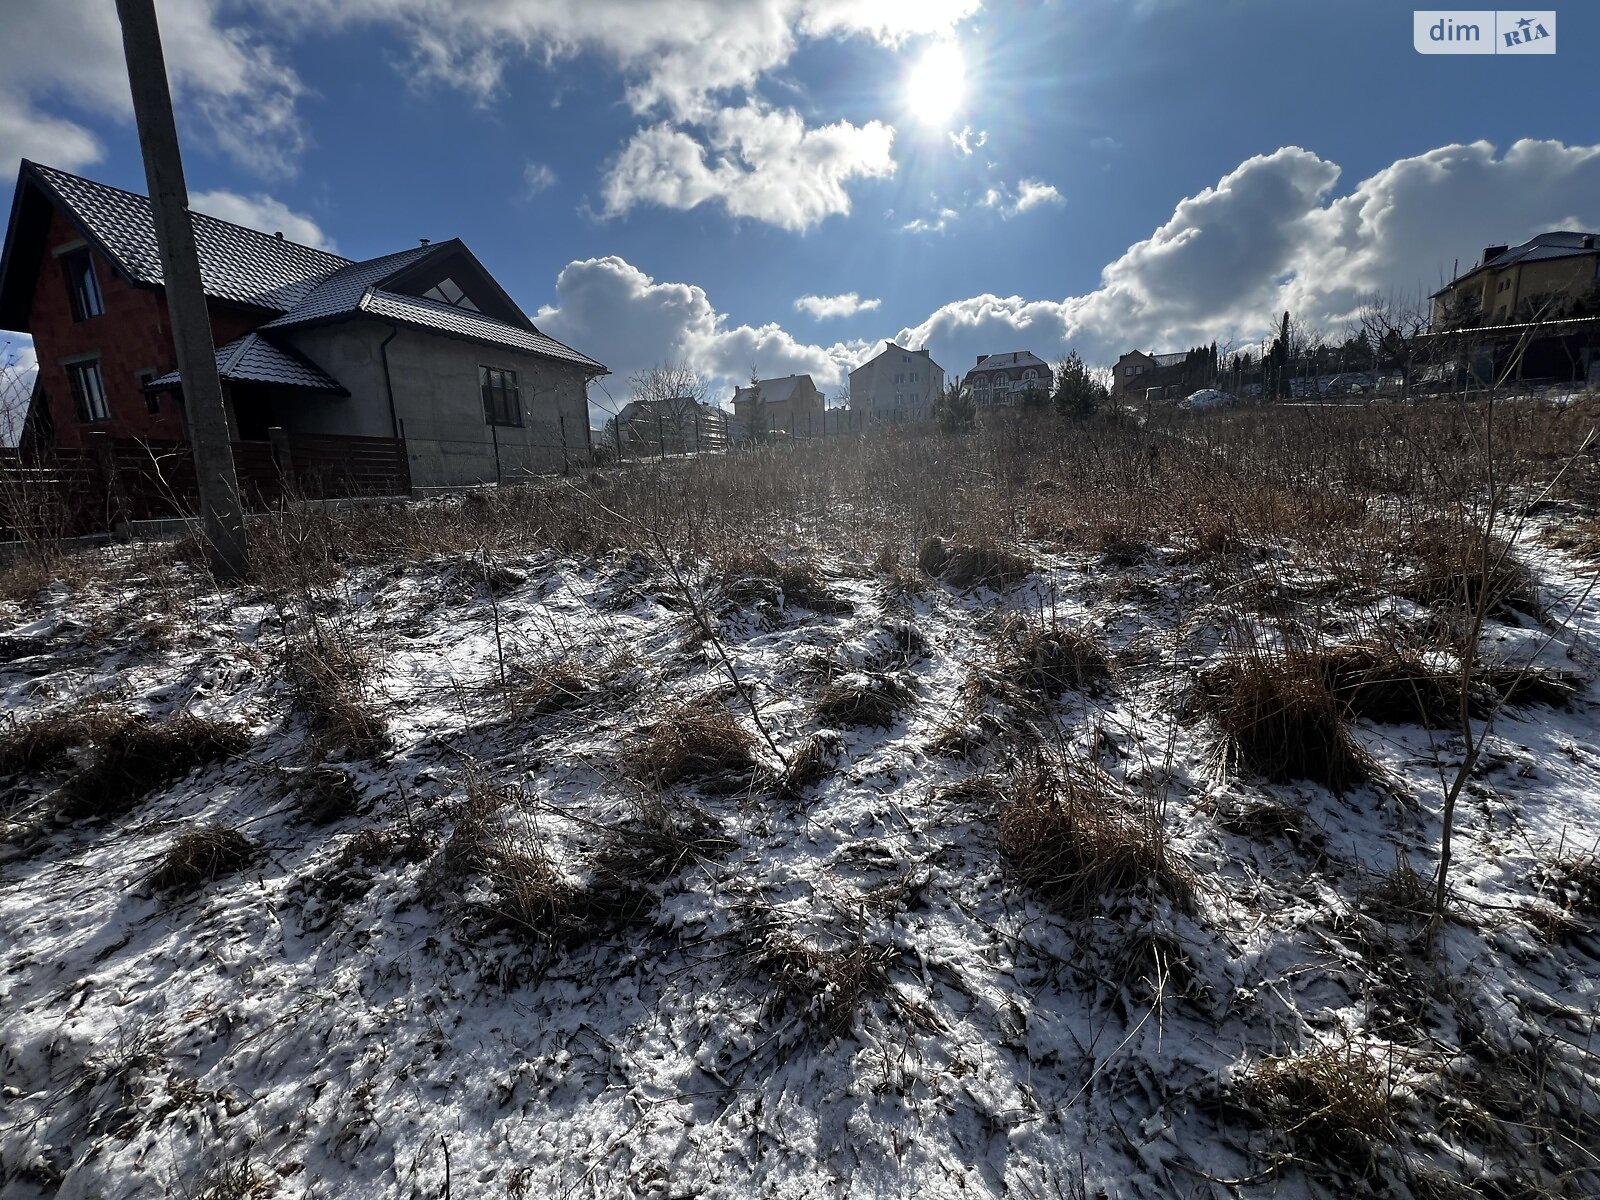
732,373,825,439
611,396,728,455
964,351,1051,407
0,160,607,489
1431,231,1600,328
849,342,944,424
1111,349,1189,398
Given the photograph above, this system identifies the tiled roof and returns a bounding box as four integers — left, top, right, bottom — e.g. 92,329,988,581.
1434,230,1600,294
967,350,1050,377
734,375,814,406
145,333,347,393
30,162,350,310
23,162,607,373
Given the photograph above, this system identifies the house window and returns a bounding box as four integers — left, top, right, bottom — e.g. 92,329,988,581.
136,369,159,413
479,365,521,426
67,359,109,422
62,249,103,321
424,277,480,311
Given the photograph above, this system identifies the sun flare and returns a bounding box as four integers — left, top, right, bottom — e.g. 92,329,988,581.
904,40,967,128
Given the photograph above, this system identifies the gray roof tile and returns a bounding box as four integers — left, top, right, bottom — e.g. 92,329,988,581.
359,289,606,371
32,163,350,310
145,333,346,393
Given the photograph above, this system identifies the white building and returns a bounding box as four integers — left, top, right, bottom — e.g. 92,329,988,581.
849,342,945,425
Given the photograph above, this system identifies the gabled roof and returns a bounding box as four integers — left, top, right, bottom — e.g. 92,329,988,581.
13,160,351,311
0,161,608,374
966,350,1050,377
144,333,347,394
733,374,816,406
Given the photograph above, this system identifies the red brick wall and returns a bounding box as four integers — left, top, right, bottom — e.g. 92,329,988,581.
28,205,263,447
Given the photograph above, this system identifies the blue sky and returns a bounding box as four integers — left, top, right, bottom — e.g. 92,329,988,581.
2,0,1596,416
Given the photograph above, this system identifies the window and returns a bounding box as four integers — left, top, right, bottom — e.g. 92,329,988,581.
67,359,109,422
62,249,103,320
424,277,480,311
136,369,159,414
479,365,521,426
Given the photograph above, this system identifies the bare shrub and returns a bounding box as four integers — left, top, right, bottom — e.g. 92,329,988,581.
1194,654,1372,791
60,715,249,820
998,758,1194,918
148,825,260,893
813,671,914,729
993,613,1111,699
624,701,767,794
284,628,388,757
1234,1043,1402,1175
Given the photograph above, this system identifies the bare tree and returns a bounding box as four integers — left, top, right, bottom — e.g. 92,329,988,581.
626,360,708,456
1357,291,1432,401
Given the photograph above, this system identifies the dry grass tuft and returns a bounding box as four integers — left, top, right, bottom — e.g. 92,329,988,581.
1533,849,1600,917
148,825,260,893
993,613,1111,699
813,671,915,729
1363,858,1433,923
593,793,734,885
1475,664,1581,710
1194,654,1372,791
1213,795,1316,846
917,536,1032,589
285,630,389,758
1541,516,1600,560
998,759,1194,918
501,652,636,721
777,732,836,800
1307,642,1462,727
1403,525,1540,616
60,715,249,820
625,701,767,794
745,924,898,1041
0,704,118,777
716,550,853,614
1235,1043,1402,1173
294,765,362,825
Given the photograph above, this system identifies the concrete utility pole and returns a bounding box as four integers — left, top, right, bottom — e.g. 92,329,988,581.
115,0,248,579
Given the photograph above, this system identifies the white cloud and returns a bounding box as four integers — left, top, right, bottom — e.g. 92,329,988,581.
523,161,558,196
949,125,987,156
534,256,868,414
979,178,1064,218
601,102,895,230
190,190,335,251
0,0,304,177
794,292,881,319
902,207,959,234
898,139,1600,371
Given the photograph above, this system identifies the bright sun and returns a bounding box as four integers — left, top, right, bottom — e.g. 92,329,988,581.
904,41,967,127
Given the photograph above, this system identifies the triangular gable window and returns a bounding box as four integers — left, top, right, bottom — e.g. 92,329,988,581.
421,277,480,312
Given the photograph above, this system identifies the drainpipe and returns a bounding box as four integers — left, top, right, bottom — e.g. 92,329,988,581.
378,323,401,439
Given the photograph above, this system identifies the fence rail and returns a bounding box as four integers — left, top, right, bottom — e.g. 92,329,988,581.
0,428,410,543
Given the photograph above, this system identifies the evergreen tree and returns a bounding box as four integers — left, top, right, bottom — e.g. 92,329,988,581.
1052,351,1107,420
932,380,976,432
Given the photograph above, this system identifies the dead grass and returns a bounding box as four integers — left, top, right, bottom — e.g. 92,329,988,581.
1213,795,1316,847
501,652,633,720
59,714,249,820
625,701,767,794
1194,654,1373,791
1403,524,1540,616
917,536,1033,589
148,825,260,893
1533,848,1600,917
716,550,853,614
813,671,915,729
744,923,898,1041
993,613,1111,699
1540,515,1600,560
777,732,835,800
592,793,734,885
0,704,118,777
997,759,1194,918
1235,1042,1403,1175
1306,642,1462,727
293,765,362,825
284,629,389,757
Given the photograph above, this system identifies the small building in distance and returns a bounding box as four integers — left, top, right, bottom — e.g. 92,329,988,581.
732,373,825,439
964,351,1051,407
1111,349,1189,399
611,396,728,456
849,342,944,425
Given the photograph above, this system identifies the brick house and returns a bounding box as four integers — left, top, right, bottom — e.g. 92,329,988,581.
1111,349,1189,399
963,350,1051,407
0,161,607,488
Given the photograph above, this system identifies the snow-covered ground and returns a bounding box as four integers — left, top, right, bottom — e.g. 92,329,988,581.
1,511,1597,1198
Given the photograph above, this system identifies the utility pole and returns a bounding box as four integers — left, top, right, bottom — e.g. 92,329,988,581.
115,0,248,579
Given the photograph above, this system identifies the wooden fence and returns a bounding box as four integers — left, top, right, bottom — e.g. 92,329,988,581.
0,428,410,543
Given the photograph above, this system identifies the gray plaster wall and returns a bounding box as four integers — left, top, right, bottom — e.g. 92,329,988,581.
279,319,594,489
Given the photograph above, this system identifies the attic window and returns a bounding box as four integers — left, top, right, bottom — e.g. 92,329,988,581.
62,249,103,320
422,277,480,312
